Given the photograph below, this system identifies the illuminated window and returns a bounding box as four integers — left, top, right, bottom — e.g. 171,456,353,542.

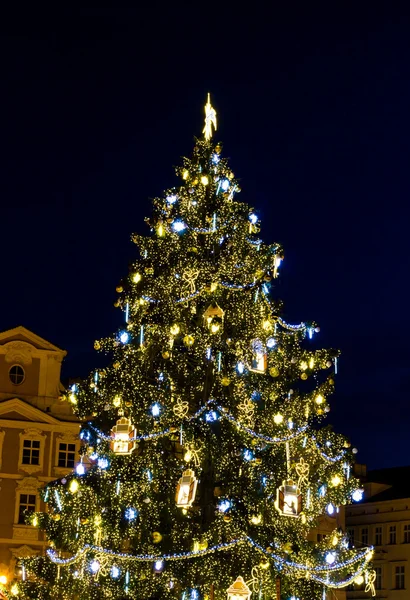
395,565,405,589
9,365,25,385
18,494,36,524
22,440,40,465
389,525,397,545
404,524,410,544
58,443,76,468
375,526,382,546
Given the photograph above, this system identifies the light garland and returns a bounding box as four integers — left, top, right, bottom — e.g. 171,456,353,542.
86,400,309,445
46,538,373,585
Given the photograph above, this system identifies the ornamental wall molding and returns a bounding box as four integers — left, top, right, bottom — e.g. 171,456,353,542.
10,545,40,559
3,341,34,365
16,477,41,493
12,526,39,541
56,431,79,444
19,428,46,440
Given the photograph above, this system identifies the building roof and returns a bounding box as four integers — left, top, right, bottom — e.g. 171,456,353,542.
364,466,410,503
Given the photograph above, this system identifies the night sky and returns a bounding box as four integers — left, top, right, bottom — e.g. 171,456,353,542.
1,5,409,470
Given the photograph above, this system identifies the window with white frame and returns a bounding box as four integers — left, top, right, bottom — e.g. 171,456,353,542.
58,442,76,468
389,525,397,545
361,527,368,546
22,440,40,465
14,477,40,530
17,493,36,524
375,567,382,590
18,429,45,474
375,526,382,546
404,524,410,544
395,565,405,589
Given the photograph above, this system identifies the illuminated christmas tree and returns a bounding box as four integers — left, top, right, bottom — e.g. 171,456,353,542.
17,97,375,600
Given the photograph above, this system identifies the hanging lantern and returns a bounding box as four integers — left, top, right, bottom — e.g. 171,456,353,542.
227,576,252,599
175,469,198,508
203,303,225,332
249,339,267,373
110,417,137,455
275,479,302,517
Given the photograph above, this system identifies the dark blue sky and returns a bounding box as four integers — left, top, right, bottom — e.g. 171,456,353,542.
1,4,409,469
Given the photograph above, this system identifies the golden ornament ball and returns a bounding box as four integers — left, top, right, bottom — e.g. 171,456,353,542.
94,341,101,350
316,408,324,415
52,514,61,521
301,373,308,380
215,144,222,153
113,362,120,369
199,538,208,550
328,378,334,385
80,517,89,525
223,515,232,522
152,532,163,544
113,300,120,308
269,367,279,378
183,335,195,347
221,377,231,386
162,351,170,359
125,401,132,408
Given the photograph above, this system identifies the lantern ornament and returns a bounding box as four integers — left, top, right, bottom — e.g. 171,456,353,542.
227,576,252,600
175,468,198,508
275,479,302,517
203,303,225,333
110,417,136,455
249,339,267,373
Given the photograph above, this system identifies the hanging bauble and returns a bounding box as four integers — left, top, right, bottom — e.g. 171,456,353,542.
215,144,222,153
223,514,232,522
275,479,302,517
227,576,251,600
125,401,132,407
221,377,231,386
113,362,120,369
80,517,89,525
110,417,137,455
152,532,163,544
175,469,198,508
183,335,195,347
94,341,101,350
301,373,308,380
188,188,195,194
51,514,61,521
116,286,123,293
162,351,170,359
326,360,333,368
269,367,279,378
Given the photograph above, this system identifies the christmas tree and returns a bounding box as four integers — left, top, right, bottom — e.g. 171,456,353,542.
17,96,374,600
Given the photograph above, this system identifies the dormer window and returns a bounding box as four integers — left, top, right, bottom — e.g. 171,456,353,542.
9,365,25,385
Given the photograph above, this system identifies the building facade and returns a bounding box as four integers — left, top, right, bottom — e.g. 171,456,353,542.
346,466,410,600
0,326,79,586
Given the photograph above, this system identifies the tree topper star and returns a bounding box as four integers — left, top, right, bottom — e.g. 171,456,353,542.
203,93,217,140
